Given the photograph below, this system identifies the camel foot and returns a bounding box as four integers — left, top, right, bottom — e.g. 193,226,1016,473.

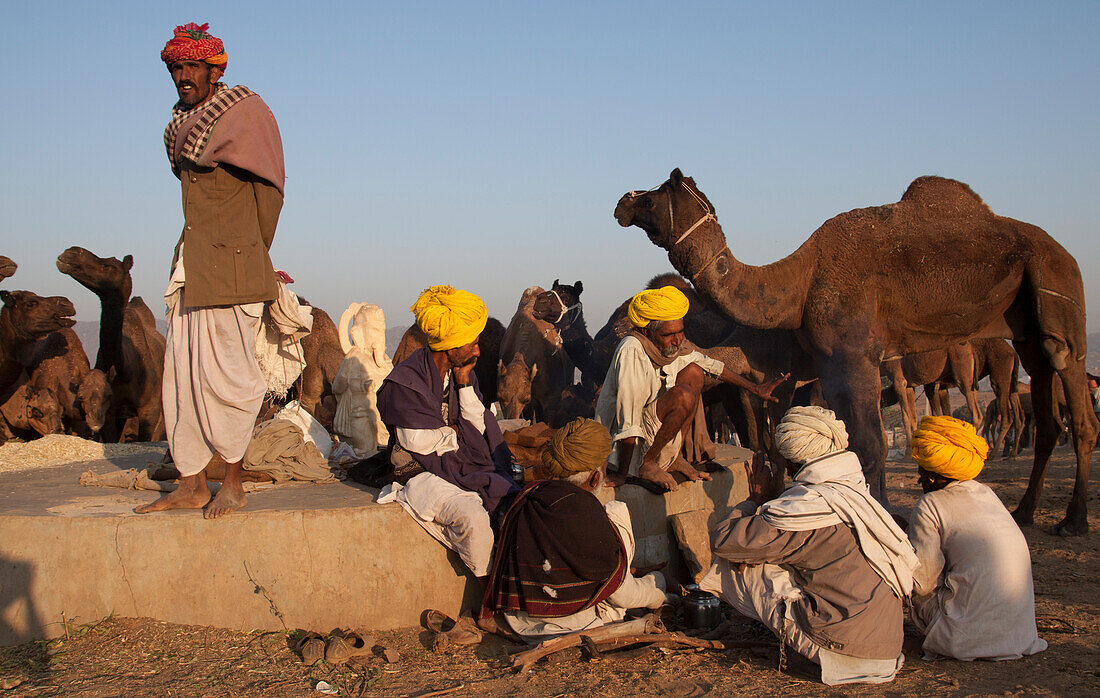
134,484,210,514
1051,516,1088,537
638,460,677,491
1010,507,1035,527
204,481,247,519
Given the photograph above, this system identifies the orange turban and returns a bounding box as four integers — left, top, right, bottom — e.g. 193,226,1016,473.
911,415,988,481
628,286,690,328
161,23,229,71
410,285,488,351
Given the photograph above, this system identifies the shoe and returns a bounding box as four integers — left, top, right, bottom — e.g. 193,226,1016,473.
295,631,325,665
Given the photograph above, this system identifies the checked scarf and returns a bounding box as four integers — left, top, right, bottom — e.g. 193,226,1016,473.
163,82,255,176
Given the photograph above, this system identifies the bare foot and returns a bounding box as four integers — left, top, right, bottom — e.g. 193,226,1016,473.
134,479,210,514
638,459,678,491
669,458,711,483
204,480,246,519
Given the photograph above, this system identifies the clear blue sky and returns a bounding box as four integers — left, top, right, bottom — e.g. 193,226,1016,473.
3,1,1098,337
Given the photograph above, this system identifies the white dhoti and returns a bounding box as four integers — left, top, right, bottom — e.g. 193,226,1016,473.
378,471,494,577
163,296,266,477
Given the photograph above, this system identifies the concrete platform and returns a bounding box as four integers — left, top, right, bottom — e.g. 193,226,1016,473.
0,445,750,646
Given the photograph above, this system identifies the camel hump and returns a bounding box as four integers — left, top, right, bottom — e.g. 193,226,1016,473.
900,176,992,216
646,272,690,290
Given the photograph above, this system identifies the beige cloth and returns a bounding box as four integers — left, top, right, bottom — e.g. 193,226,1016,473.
242,418,335,483
502,500,666,637
595,334,724,474
377,471,494,576
163,280,266,477
702,558,903,685
908,479,1047,661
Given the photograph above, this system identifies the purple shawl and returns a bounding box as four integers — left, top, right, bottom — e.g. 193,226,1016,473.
377,348,518,512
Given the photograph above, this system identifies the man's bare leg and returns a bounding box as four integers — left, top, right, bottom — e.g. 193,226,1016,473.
205,458,247,519
134,468,211,513
639,365,709,490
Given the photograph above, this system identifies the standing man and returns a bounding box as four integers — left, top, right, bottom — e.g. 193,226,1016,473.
907,416,1047,661
376,286,520,578
137,23,285,518
595,285,785,490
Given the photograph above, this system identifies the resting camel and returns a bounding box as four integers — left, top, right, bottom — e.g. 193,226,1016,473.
56,248,166,441
498,287,574,421
616,169,1097,535
295,300,343,430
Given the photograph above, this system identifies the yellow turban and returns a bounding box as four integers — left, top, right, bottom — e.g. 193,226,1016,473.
628,286,690,328
410,285,488,351
542,418,613,479
911,416,988,481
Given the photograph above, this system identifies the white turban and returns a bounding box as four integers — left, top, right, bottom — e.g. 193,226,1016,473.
774,406,849,464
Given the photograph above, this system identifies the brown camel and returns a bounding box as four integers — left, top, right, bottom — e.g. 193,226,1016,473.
0,290,77,402
56,247,166,441
295,300,343,430
392,317,506,406
498,287,574,422
616,169,1097,535
0,257,15,284
76,368,114,439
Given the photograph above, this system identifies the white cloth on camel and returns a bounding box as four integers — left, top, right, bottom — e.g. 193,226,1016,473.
908,479,1047,661
758,451,919,598
502,499,666,638
162,252,266,477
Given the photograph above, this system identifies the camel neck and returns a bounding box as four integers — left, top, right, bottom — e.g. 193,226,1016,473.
96,293,127,373
670,222,812,331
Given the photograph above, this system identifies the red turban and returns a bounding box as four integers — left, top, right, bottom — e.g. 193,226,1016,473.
160,22,228,71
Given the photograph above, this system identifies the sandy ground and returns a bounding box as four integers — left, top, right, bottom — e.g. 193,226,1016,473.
0,446,1097,697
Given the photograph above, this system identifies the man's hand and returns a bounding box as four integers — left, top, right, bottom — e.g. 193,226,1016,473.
752,373,789,403
452,361,476,386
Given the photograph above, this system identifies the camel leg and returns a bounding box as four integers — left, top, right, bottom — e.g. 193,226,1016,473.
1051,362,1097,536
1012,346,1060,528
819,354,888,503
1007,393,1024,458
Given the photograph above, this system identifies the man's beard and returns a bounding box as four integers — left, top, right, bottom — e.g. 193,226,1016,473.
660,344,680,358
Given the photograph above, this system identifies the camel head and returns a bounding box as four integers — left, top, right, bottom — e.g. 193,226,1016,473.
78,368,114,435
614,168,718,251
56,247,134,299
532,280,583,327
27,387,63,437
497,356,537,420
0,290,77,340
0,256,16,283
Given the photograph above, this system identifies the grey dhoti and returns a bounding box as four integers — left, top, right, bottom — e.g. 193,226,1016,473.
163,295,266,477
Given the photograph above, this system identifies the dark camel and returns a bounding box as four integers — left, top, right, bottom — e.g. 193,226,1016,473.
56,247,166,441
616,169,1097,535
498,287,573,421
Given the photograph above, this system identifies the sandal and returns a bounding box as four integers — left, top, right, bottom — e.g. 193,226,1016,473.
324,634,351,665
423,610,482,648
295,631,325,665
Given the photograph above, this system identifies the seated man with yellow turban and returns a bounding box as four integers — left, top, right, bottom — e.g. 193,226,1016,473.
595,285,785,490
377,286,520,578
479,418,666,637
908,416,1047,662
700,406,917,685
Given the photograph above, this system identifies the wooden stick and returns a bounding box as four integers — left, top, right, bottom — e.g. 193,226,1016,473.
510,614,661,672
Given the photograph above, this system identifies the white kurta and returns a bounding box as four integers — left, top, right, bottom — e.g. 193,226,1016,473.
502,499,666,637
595,335,723,474
162,249,267,477
908,479,1047,661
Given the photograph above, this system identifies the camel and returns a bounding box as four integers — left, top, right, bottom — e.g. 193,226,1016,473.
616,169,1097,535
77,368,114,439
294,300,343,430
0,290,77,403
392,317,506,406
498,287,574,422
56,247,166,441
0,256,15,284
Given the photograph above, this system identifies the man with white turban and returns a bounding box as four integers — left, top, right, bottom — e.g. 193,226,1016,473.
595,285,785,490
699,406,917,685
377,286,520,577
907,416,1047,662
479,418,666,638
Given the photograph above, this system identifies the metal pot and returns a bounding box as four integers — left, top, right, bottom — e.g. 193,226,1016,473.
682,585,721,630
